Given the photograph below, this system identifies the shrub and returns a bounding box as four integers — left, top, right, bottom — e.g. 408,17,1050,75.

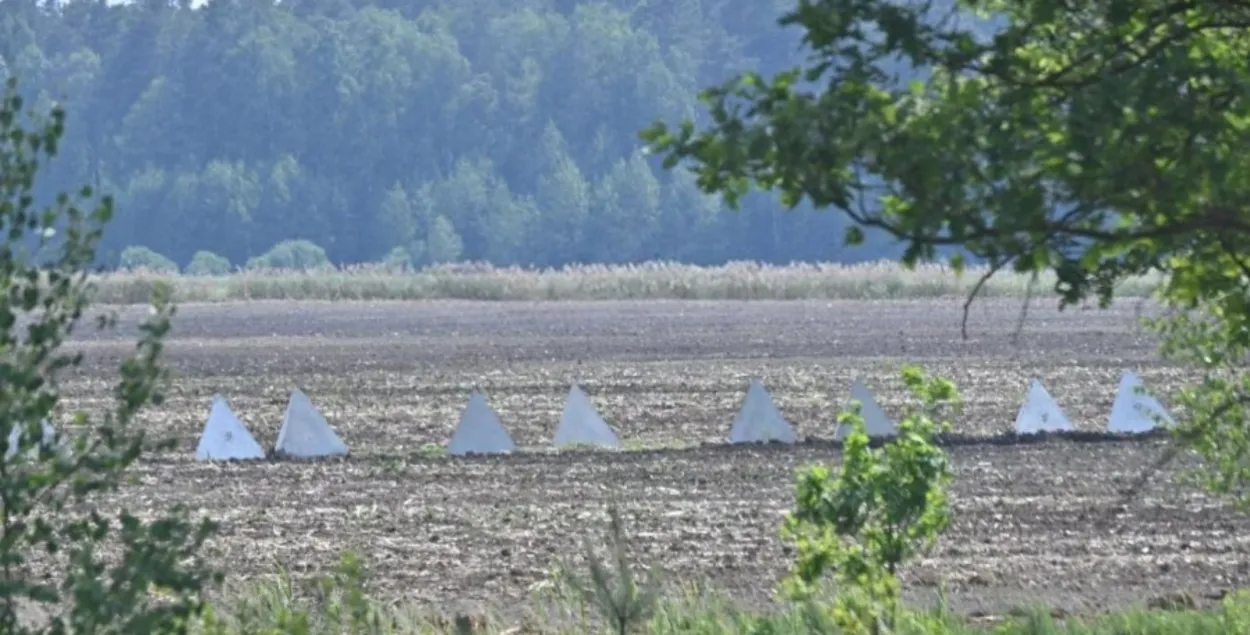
782,365,958,633
186,250,232,276
246,239,331,271
380,246,412,271
119,244,179,273
0,76,219,632
425,215,463,264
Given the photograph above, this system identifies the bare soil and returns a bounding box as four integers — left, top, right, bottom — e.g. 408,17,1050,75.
56,298,1250,623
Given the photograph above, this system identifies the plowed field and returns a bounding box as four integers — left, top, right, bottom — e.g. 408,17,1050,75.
57,298,1250,621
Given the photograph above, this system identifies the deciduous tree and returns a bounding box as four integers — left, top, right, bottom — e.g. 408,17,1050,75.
642,0,1250,504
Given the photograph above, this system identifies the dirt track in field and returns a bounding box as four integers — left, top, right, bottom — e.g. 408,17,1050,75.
56,298,1250,622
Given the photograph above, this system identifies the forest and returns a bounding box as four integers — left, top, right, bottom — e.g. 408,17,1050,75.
1,0,967,270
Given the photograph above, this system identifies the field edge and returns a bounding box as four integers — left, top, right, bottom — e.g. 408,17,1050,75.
92,260,1162,305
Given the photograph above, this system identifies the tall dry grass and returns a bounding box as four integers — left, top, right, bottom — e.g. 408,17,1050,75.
93,260,1164,305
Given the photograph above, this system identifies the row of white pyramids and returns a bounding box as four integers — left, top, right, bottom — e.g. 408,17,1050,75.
180,369,1174,460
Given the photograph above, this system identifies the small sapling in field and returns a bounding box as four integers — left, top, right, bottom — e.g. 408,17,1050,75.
781,365,959,633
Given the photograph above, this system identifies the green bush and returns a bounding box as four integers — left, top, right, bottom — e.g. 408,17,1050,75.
0,76,219,633
782,365,958,632
186,250,232,276
380,245,412,270
119,244,179,273
246,239,331,271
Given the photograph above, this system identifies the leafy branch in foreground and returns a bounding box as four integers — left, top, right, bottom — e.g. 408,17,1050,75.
644,0,1250,310
558,504,663,635
0,74,219,634
641,0,1250,513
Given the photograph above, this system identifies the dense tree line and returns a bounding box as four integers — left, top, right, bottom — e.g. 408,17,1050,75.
1,0,968,269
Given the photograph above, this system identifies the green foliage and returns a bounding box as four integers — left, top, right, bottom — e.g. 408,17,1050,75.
417,443,446,458
0,76,218,633
782,366,957,633
185,250,232,276
641,0,1250,305
197,552,395,635
198,563,1250,634
246,240,331,272
425,215,464,265
641,0,1250,508
380,246,412,271
1152,308,1250,509
376,184,423,268
5,0,915,269
558,504,663,635
119,245,179,273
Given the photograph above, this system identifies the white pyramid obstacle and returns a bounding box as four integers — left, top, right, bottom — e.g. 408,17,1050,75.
1013,379,1072,434
1108,371,1174,433
835,380,897,439
553,384,620,449
195,395,266,461
448,391,515,456
273,388,349,458
5,420,60,460
728,379,798,444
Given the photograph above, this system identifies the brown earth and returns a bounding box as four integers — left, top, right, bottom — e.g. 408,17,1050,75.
52,297,1250,623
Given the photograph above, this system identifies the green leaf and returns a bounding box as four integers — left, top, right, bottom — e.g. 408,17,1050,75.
0,75,218,633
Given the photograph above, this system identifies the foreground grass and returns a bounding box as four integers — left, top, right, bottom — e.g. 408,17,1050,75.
94,260,1163,304
195,557,1250,635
